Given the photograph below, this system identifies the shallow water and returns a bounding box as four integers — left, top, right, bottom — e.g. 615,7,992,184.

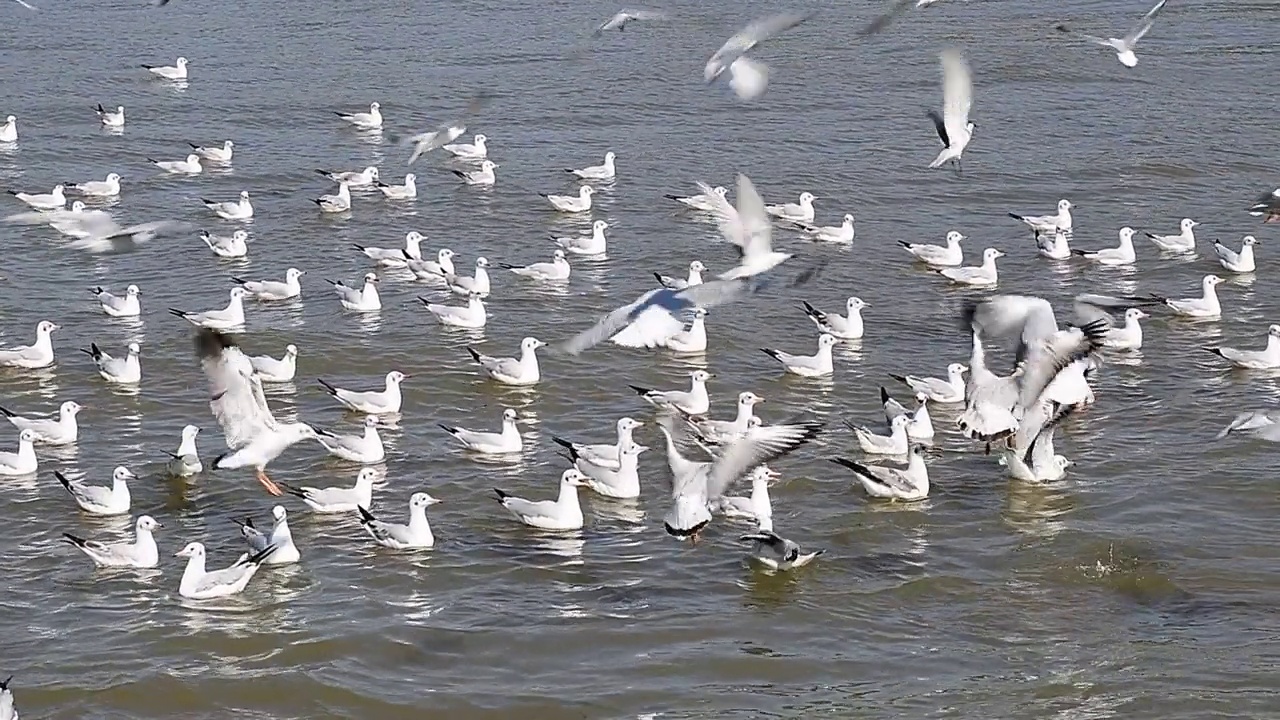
0,0,1277,718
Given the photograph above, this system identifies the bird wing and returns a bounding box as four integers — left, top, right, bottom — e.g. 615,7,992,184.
939,49,972,142
1125,0,1167,44
195,329,278,449
926,109,950,147
705,421,821,500
610,305,688,348
705,11,813,81
734,173,774,261
963,295,1060,364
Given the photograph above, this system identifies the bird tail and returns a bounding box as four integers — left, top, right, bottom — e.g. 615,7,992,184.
0,405,15,418
167,308,188,318
316,378,339,396
357,505,377,524
628,385,652,396
759,348,783,362
551,436,575,452
1007,212,1027,222
54,471,73,492
880,386,892,405
493,488,511,501
800,301,825,323
62,532,89,548
466,347,483,363
438,423,458,435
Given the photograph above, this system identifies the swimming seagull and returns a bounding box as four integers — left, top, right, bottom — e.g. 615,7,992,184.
562,441,647,499
937,248,1003,286
232,268,304,302
453,160,498,186
202,191,253,220
630,370,712,415
848,414,910,455
68,173,122,198
502,250,571,281
761,333,837,377
0,676,13,720
0,320,58,369
661,307,708,353
665,185,728,212
594,9,667,35
566,152,616,180
314,181,351,213
0,115,15,143
1207,325,1280,369
317,416,385,464
0,400,80,445
444,134,488,160
541,185,594,213
248,344,297,382
317,370,405,414
91,284,141,317
149,154,202,174
553,418,644,471
359,492,441,549
0,430,35,476
377,173,416,200
95,104,125,127
1159,274,1224,318
831,443,930,501
445,257,491,297
1145,218,1198,253
175,541,274,599
64,515,161,569
355,231,424,267
421,292,487,329
900,231,965,266
880,386,934,441
704,12,813,101
441,408,522,454
56,466,132,514
685,391,764,445
1009,200,1074,238
1072,227,1137,265
1055,0,1167,68
468,337,544,386
406,247,455,279
283,467,376,513
169,288,247,330
165,424,202,476
555,221,609,256
739,528,823,570
495,469,589,531
1036,228,1072,260
801,297,866,339
330,272,380,311
1249,189,1280,222
656,260,705,290
712,465,777,528
82,342,140,383
765,192,817,223
143,56,188,79
316,166,379,187
8,184,65,210
194,329,326,495
890,362,967,404
926,49,974,172
233,505,300,564
189,140,233,162
1099,308,1149,350
1213,236,1258,273
796,213,855,243
335,102,383,129
200,229,248,258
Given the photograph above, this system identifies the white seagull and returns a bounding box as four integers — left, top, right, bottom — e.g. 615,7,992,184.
0,320,58,369
1073,227,1137,265
200,229,248,258
189,140,233,162
175,542,274,600
666,184,728,212
143,56,188,79
831,444,930,501
565,152,616,181
686,391,764,445
318,370,405,414
355,231,424,267
63,515,161,569
56,466,132,514
564,441,647,500
849,414,910,455
91,284,141,317
555,220,609,256
542,185,594,213
0,400,80,445
248,343,298,382
232,268,304,302
926,48,974,171
0,115,15,143
317,415,385,464
440,408,522,454
316,166,379,187
1160,274,1224,318
739,529,824,571
796,213,855,243
655,260,705,290
314,181,351,213
169,288,247,330
165,424,202,477
1037,227,1073,260
1145,218,1198,253
801,297,866,339
8,184,66,210
891,362,967,404
95,104,125,127
552,417,644,471
149,154,202,174
406,247,455,279
330,272,380,311
495,469,588,531
283,467,376,513
1009,200,1074,238
1214,236,1258,273
1100,308,1149,350
377,173,417,200
445,257,491,297
880,386,934,441
202,191,253,220
761,333,837,377
358,492,442,549
68,173,122,198
421,292,487,329
335,102,383,129
1056,0,1168,68
82,342,141,383
630,369,712,415
765,192,817,223
502,250,570,281
704,12,813,101
0,430,36,476
467,337,544,386
1208,325,1280,369
443,133,487,160
453,160,499,186
938,248,1003,286
594,9,667,34
233,505,300,564
900,230,965,266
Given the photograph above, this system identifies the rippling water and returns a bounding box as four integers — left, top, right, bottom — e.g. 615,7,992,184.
0,0,1277,717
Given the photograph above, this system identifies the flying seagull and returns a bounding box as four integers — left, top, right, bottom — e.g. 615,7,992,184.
1056,0,1168,68
926,49,974,173
704,12,813,101
594,9,667,35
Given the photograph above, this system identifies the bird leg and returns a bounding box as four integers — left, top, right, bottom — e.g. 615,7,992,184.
256,468,284,496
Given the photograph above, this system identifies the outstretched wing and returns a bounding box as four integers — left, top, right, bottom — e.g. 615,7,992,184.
1125,0,1167,44
705,11,813,82
195,329,278,449
939,49,972,142
706,421,821,500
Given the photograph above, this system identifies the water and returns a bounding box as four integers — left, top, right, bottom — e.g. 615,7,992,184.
0,0,1277,717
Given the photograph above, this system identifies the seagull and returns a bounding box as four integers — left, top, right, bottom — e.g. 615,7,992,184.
890,363,967,404
801,297,866,340
1009,200,1073,238
316,166,379,187
91,284,141,317
796,213,855,243
765,192,817,223
0,115,16,143
202,191,253,220
441,408,522,454
712,465,777,528
189,140,233,162
703,173,794,279
335,102,383,129
1036,227,1072,260
175,542,274,600
1146,218,1199,253
0,400,80,445
761,333,837,377
314,181,351,213
1208,324,1280,369
317,370,405,414
248,344,297,382
565,152,616,181
169,287,247,330
1073,227,1137,265
95,104,125,127
1100,308,1149,350
402,119,466,165
318,416,385,464
0,676,14,720
926,49,974,172
444,133,488,160
704,12,813,101
5,209,187,253
143,56,188,79
68,173,122,198
355,231,424,267
1214,236,1258,273
330,272,380,311
1216,409,1280,440
849,414,910,455
8,184,65,210
555,220,609,256
594,9,667,34
200,229,248,258
880,386,934,441
831,444,930,501
194,329,325,495
63,515,161,569
739,529,823,571
453,159,498,186
358,492,442,549
0,430,36,476
1055,0,1167,68
0,320,58,369
82,342,141,383
563,441,647,499
661,308,708,353
502,250,571,281
1001,425,1073,483
149,154,202,174
937,248,1004,286
377,173,417,200
495,469,589,531
165,424,202,476
56,466,132,514
1159,274,1224,318
685,391,764,445
665,184,729,212
541,185,594,213
899,231,965,266
233,505,300,564
630,370,712,415
552,417,644,471
232,268,304,302
406,247,456,280
421,293,487,329
468,337,544,386
445,257,491,297
283,467,376,513
656,260,705,290
1249,188,1280,222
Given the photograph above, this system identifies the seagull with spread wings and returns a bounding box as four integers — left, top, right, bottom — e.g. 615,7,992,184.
926,49,974,173
1056,0,1168,68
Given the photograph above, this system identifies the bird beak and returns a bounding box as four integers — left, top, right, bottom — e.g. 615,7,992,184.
154,521,164,528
